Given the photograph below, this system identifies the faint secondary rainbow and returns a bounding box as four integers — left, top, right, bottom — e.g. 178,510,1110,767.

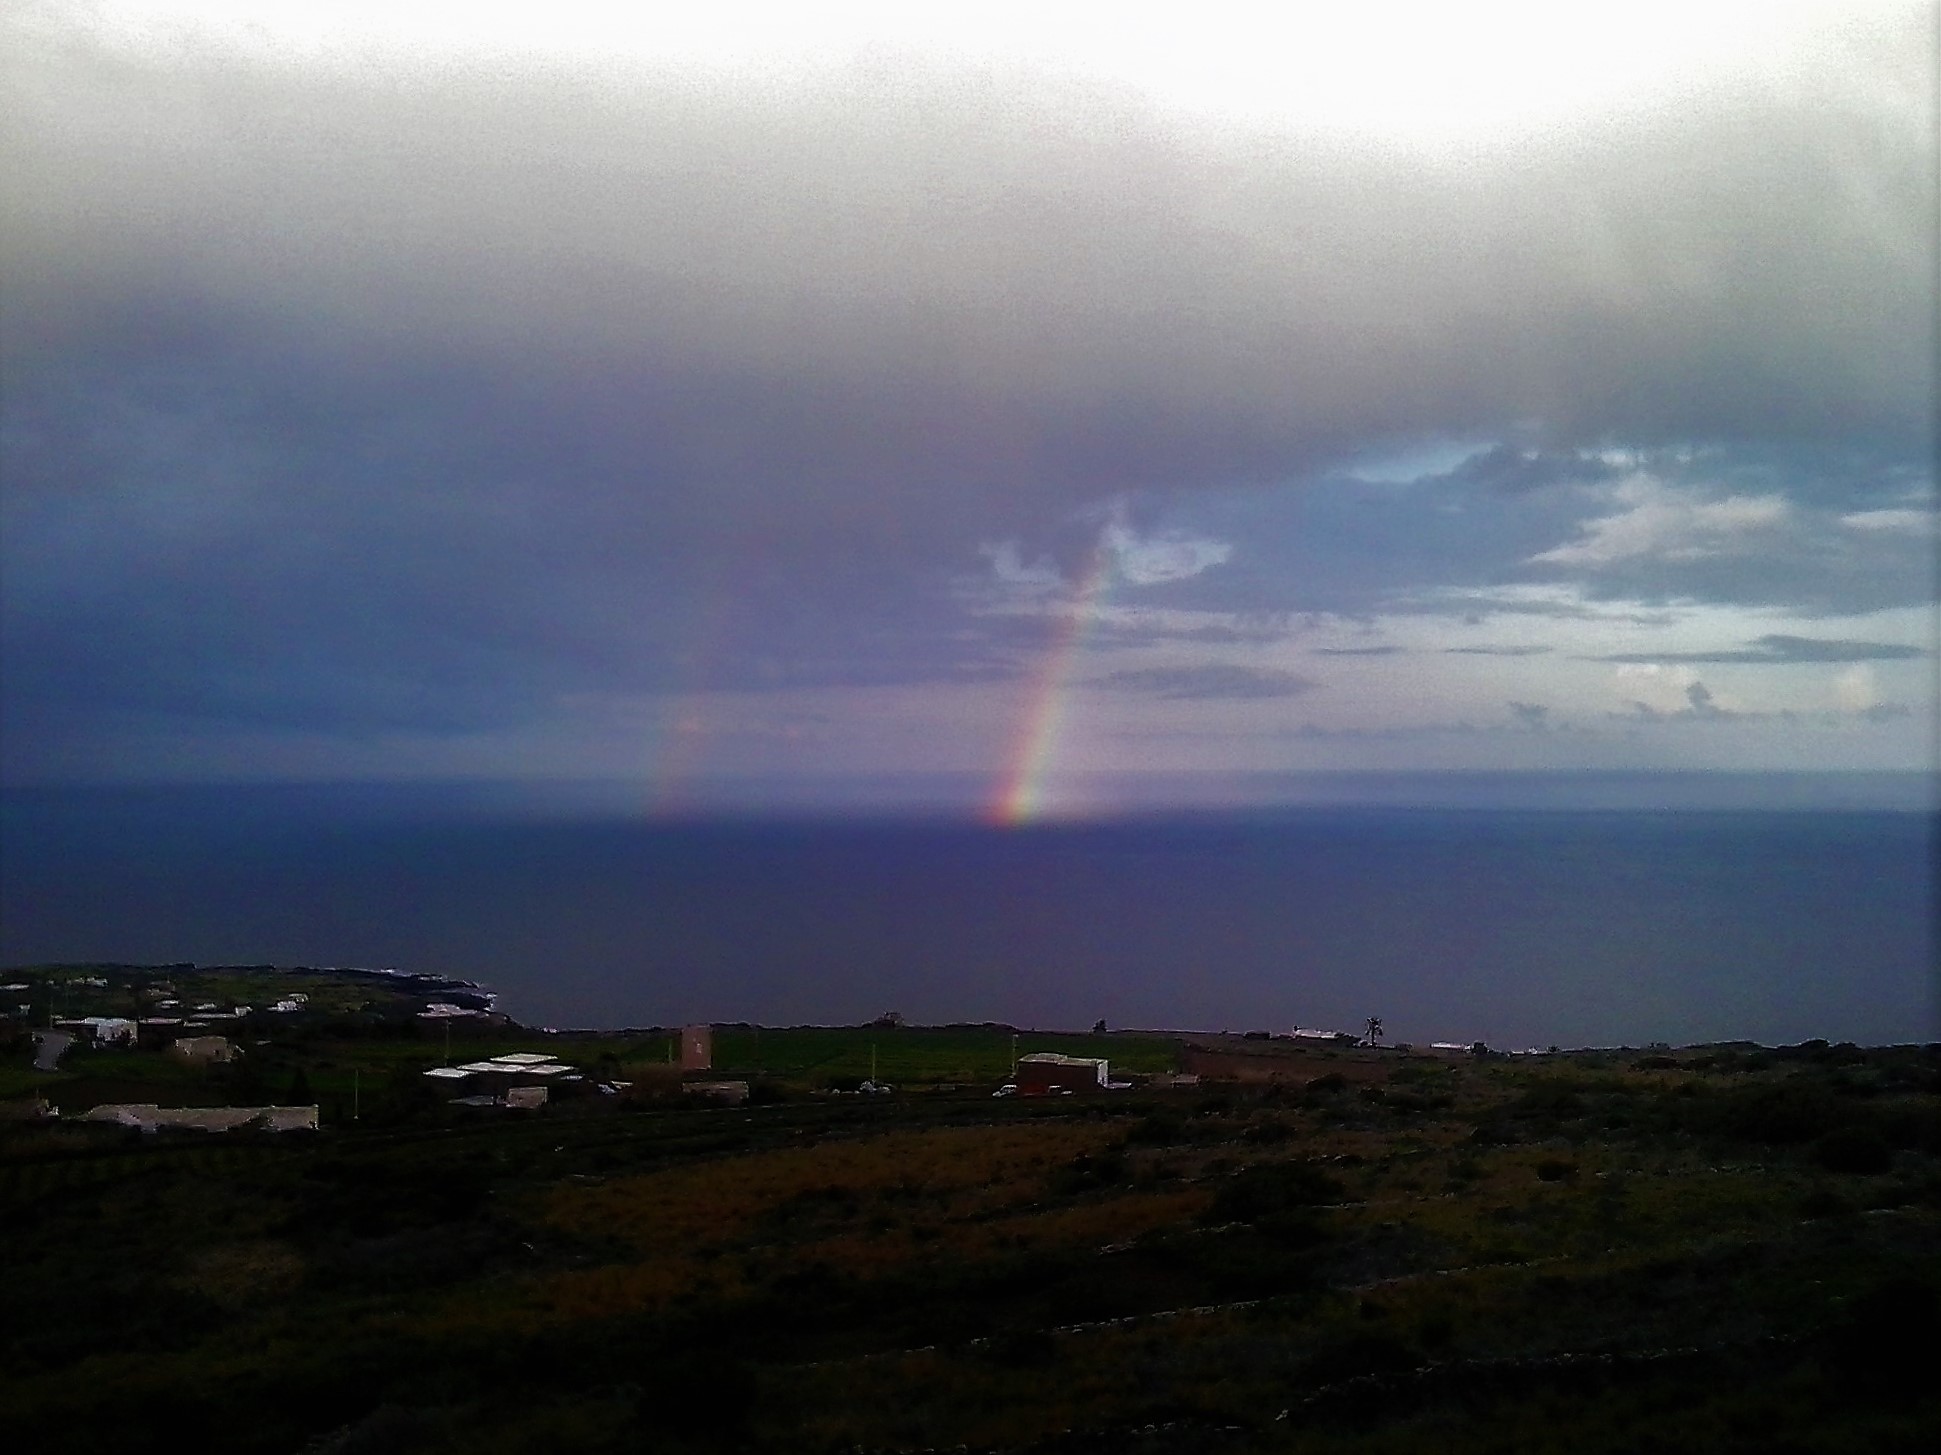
638,565,745,816
989,545,1115,826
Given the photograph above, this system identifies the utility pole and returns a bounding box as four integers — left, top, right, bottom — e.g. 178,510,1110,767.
443,1017,451,1067
352,1068,360,1122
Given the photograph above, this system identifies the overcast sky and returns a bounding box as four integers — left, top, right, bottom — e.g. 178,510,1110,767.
3,2,1935,815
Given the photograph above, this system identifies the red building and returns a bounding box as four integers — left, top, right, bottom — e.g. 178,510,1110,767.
1015,1052,1109,1096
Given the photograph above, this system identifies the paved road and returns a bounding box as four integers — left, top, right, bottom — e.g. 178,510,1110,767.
31,1030,72,1073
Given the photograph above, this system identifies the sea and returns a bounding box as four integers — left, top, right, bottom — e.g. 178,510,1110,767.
1,776,1933,1050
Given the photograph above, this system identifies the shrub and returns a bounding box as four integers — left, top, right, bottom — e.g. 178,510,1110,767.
1126,1112,1184,1146
1708,1084,1845,1146
1204,1160,1344,1224
1827,1277,1941,1389
1797,1187,1850,1219
1301,1329,1418,1387
1812,1125,1894,1176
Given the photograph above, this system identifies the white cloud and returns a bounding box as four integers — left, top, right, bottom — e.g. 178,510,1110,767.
1839,507,1937,535
51,2,1889,145
1103,520,1233,586
1613,662,1745,716
1403,581,1678,623
1529,474,1791,567
977,541,1064,594
1832,663,1881,713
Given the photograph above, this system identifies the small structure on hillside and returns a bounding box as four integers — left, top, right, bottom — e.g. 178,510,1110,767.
80,1103,318,1133
1290,1026,1359,1045
685,1079,748,1105
1015,1052,1109,1096
169,1035,238,1065
67,1017,138,1046
418,1002,489,1020
422,1052,592,1105
680,1024,713,1072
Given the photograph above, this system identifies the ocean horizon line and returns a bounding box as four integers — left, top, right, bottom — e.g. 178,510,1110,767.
2,767,1933,822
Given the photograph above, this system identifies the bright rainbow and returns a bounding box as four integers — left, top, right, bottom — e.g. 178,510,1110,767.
988,546,1114,826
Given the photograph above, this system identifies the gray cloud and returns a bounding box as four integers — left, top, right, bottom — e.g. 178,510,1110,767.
1447,645,1552,656
1595,634,1929,665
1620,681,1755,722
1085,618,1294,652
1097,665,1316,700
1314,645,1405,657
0,10,1933,768
7,15,1929,468
1285,720,1483,741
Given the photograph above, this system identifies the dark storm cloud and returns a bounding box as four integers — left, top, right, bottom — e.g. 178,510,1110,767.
1097,665,1316,701
0,9,1932,760
7,18,1929,471
1594,635,1928,665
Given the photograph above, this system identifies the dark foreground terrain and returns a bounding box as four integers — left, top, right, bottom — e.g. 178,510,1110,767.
4,977,1938,1453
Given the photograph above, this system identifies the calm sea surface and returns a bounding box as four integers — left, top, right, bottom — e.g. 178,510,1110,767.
3,786,1932,1048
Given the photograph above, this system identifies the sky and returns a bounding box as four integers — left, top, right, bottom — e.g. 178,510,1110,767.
3,2,1936,820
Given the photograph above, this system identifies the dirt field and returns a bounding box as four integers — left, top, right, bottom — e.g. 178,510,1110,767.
1180,1034,1399,1084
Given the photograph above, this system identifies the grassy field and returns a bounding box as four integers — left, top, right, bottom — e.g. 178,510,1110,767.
2,1036,1936,1454
2,1020,1181,1121
710,1025,1180,1084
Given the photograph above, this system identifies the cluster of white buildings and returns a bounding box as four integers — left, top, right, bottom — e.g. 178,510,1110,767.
423,1051,623,1108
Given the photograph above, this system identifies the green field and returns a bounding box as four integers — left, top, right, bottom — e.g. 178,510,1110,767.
711,1025,1179,1083
2,1014,1177,1125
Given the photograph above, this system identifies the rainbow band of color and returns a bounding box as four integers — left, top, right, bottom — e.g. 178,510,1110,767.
989,549,1113,825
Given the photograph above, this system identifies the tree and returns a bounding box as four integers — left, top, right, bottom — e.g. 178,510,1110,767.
1092,1019,1107,1034
222,1052,268,1104
1364,1016,1384,1046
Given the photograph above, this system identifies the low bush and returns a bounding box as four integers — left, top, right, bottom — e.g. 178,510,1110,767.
1812,1125,1894,1176
1203,1160,1344,1224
